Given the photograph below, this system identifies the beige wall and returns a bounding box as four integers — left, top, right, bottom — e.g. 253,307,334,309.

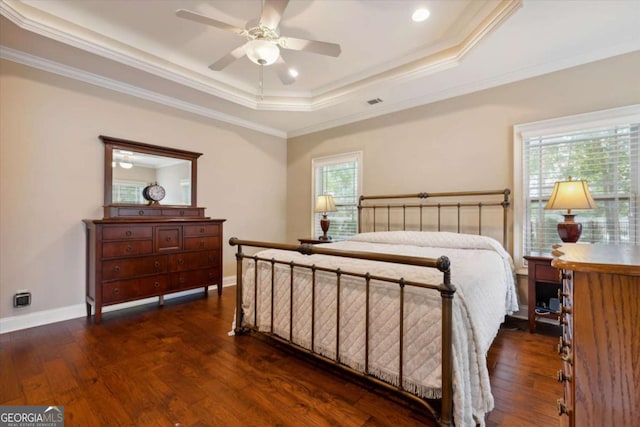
0,59,287,321
287,51,640,306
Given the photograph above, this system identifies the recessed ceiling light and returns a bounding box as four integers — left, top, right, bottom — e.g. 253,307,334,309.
412,8,430,22
288,68,299,78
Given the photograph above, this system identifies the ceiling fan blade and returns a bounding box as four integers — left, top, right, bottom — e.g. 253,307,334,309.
259,0,289,29
209,43,249,71
275,56,296,85
176,9,245,35
279,37,341,57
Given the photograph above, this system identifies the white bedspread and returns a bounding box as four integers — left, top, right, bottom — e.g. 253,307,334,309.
237,231,517,426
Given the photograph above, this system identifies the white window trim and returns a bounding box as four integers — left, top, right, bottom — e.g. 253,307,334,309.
513,104,640,272
310,151,363,238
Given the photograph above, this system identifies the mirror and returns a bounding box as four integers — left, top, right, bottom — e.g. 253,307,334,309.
111,150,191,205
101,135,202,215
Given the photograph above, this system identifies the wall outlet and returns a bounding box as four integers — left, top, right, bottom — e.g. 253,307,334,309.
14,292,31,307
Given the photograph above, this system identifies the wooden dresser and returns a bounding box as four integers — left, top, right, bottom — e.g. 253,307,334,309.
84,218,225,323
552,244,640,426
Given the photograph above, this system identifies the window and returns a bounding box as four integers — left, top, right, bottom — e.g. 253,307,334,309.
311,152,363,240
113,181,146,204
514,105,640,268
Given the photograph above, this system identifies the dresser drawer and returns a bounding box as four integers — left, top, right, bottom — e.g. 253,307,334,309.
112,208,163,218
102,225,153,240
162,208,201,217
184,236,219,251
102,240,153,259
102,256,168,281
102,275,169,303
184,223,220,237
171,268,219,290
156,226,182,252
170,250,219,271
533,262,560,283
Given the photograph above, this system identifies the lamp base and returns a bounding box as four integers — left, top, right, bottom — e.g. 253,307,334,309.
319,215,331,240
557,214,582,243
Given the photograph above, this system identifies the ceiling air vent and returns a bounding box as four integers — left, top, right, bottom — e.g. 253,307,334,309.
367,98,383,105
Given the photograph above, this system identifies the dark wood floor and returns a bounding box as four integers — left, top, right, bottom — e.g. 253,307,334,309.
0,287,562,426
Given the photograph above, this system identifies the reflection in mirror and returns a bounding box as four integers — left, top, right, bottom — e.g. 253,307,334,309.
112,150,192,205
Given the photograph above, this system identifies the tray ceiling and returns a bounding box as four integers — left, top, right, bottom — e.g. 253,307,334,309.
1,0,639,137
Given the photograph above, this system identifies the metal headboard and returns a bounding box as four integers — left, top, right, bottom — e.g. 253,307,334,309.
357,189,511,248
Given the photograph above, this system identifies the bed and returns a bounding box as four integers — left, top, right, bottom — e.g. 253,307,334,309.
229,189,516,427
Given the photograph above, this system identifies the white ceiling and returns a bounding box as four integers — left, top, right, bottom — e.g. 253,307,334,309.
1,0,639,138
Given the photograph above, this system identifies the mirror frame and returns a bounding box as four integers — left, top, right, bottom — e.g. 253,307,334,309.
101,135,202,216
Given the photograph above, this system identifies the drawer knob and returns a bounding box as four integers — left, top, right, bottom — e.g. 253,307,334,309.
113,288,120,294
200,227,205,233
179,277,186,284
557,369,570,383
154,282,160,288
178,258,185,265
154,261,160,268
559,314,569,327
557,399,571,416
561,352,573,364
199,240,205,248
138,210,144,216
126,230,133,237
180,210,185,216
125,245,133,252
166,236,172,242
557,337,572,355
113,266,120,273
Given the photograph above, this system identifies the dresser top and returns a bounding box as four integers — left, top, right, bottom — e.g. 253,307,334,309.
551,243,640,276
83,218,226,225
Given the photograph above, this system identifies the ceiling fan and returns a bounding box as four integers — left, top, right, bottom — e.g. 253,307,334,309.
176,0,342,86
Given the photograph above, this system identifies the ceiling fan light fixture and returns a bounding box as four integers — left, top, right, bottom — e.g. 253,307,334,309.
246,39,280,66
119,155,133,169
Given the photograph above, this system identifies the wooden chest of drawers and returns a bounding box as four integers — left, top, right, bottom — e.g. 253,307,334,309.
84,218,225,323
552,244,640,426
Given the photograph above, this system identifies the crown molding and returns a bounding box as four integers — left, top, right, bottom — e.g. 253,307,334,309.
0,46,287,138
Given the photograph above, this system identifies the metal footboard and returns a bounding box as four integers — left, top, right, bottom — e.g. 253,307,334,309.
229,238,456,427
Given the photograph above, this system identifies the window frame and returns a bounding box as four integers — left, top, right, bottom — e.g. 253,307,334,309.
513,104,640,271
310,151,363,240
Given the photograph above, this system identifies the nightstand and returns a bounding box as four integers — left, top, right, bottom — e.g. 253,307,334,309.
298,238,332,244
524,254,562,333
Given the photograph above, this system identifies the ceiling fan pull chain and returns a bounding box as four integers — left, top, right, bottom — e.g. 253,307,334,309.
259,64,264,100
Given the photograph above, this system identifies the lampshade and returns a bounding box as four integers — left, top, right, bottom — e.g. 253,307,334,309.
245,39,280,66
315,195,337,214
544,177,597,211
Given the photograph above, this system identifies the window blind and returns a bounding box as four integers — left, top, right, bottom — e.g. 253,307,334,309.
523,123,639,254
113,181,146,204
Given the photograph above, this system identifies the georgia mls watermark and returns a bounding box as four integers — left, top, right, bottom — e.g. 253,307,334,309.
0,406,64,427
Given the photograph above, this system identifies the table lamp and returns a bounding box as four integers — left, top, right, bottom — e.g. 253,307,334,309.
544,177,597,243
315,195,337,240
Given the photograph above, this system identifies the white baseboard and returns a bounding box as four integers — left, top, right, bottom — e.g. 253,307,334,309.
0,276,237,334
